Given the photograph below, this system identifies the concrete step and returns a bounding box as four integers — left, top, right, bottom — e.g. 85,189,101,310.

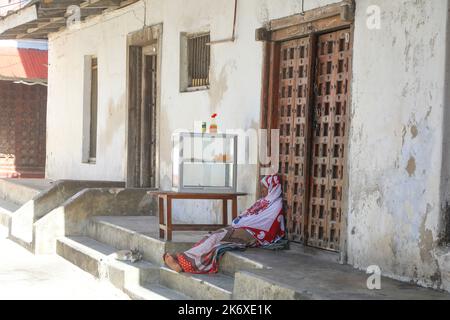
8,234,33,253
57,236,160,284
0,224,7,239
0,178,51,206
125,284,191,300
86,216,267,275
0,198,20,213
160,267,234,300
56,236,192,300
0,198,19,229
219,251,265,276
86,216,195,266
0,199,33,253
9,200,34,246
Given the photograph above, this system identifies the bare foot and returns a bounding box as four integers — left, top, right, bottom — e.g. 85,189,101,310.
164,253,182,273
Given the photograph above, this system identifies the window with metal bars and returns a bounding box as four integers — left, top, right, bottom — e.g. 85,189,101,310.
186,32,210,89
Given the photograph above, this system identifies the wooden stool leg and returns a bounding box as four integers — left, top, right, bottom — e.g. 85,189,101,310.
232,197,238,221
222,199,228,226
159,196,165,239
166,196,173,241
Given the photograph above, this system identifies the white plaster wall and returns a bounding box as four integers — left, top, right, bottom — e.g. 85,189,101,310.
47,7,145,182
46,0,340,223
347,0,450,290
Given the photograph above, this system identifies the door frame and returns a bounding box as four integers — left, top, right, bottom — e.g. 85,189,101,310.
126,24,163,188
257,1,354,262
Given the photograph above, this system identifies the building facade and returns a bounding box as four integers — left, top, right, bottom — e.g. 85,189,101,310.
1,0,450,292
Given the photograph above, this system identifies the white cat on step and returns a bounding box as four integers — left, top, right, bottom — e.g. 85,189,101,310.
107,249,143,263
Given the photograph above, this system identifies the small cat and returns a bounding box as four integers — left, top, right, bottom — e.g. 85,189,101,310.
108,249,143,263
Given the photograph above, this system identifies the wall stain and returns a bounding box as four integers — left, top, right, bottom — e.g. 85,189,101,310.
418,204,442,288
103,96,125,151
425,106,432,120
406,156,416,177
410,125,418,139
208,64,230,114
401,126,407,147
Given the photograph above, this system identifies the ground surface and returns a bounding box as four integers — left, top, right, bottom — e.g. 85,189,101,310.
0,226,129,300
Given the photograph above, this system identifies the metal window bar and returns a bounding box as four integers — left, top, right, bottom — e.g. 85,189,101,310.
188,33,210,88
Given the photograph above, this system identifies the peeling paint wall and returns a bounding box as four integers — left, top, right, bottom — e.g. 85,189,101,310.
348,0,450,291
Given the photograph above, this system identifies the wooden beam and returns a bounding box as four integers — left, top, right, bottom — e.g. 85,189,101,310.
0,0,140,39
268,1,354,31
255,0,355,42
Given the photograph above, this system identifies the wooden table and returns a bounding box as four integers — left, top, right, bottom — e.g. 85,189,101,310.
150,192,247,241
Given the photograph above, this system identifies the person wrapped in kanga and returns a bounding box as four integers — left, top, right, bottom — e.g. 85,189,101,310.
163,175,285,274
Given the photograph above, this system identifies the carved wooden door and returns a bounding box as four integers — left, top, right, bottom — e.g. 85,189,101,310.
277,37,313,244
277,29,352,252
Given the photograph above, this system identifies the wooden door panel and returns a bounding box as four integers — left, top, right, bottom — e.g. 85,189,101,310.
307,29,352,251
277,38,312,243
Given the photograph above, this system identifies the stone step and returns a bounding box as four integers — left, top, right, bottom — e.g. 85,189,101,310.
8,234,33,253
57,236,160,283
0,178,51,206
86,216,194,266
9,201,34,245
160,267,234,300
87,216,267,279
219,251,265,276
0,199,33,252
0,198,20,213
125,284,191,300
233,271,305,300
0,198,19,229
56,236,193,300
0,224,7,238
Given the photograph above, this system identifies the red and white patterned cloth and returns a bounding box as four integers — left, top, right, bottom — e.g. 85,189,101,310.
232,175,285,246
175,175,285,274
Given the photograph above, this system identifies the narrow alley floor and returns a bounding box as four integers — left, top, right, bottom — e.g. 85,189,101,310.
0,226,129,300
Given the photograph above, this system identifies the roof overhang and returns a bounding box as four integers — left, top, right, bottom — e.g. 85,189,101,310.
0,46,48,84
0,0,140,40
0,76,47,86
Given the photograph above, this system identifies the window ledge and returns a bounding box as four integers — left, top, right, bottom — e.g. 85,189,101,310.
82,158,97,165
182,85,210,93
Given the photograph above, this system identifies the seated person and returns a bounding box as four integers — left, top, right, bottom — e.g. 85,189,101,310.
163,175,285,274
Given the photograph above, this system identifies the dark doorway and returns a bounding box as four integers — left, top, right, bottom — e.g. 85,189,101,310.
126,26,161,188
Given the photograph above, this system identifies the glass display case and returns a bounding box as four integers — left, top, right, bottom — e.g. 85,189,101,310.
172,132,238,193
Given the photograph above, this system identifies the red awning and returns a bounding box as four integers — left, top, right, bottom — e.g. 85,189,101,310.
0,46,47,82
